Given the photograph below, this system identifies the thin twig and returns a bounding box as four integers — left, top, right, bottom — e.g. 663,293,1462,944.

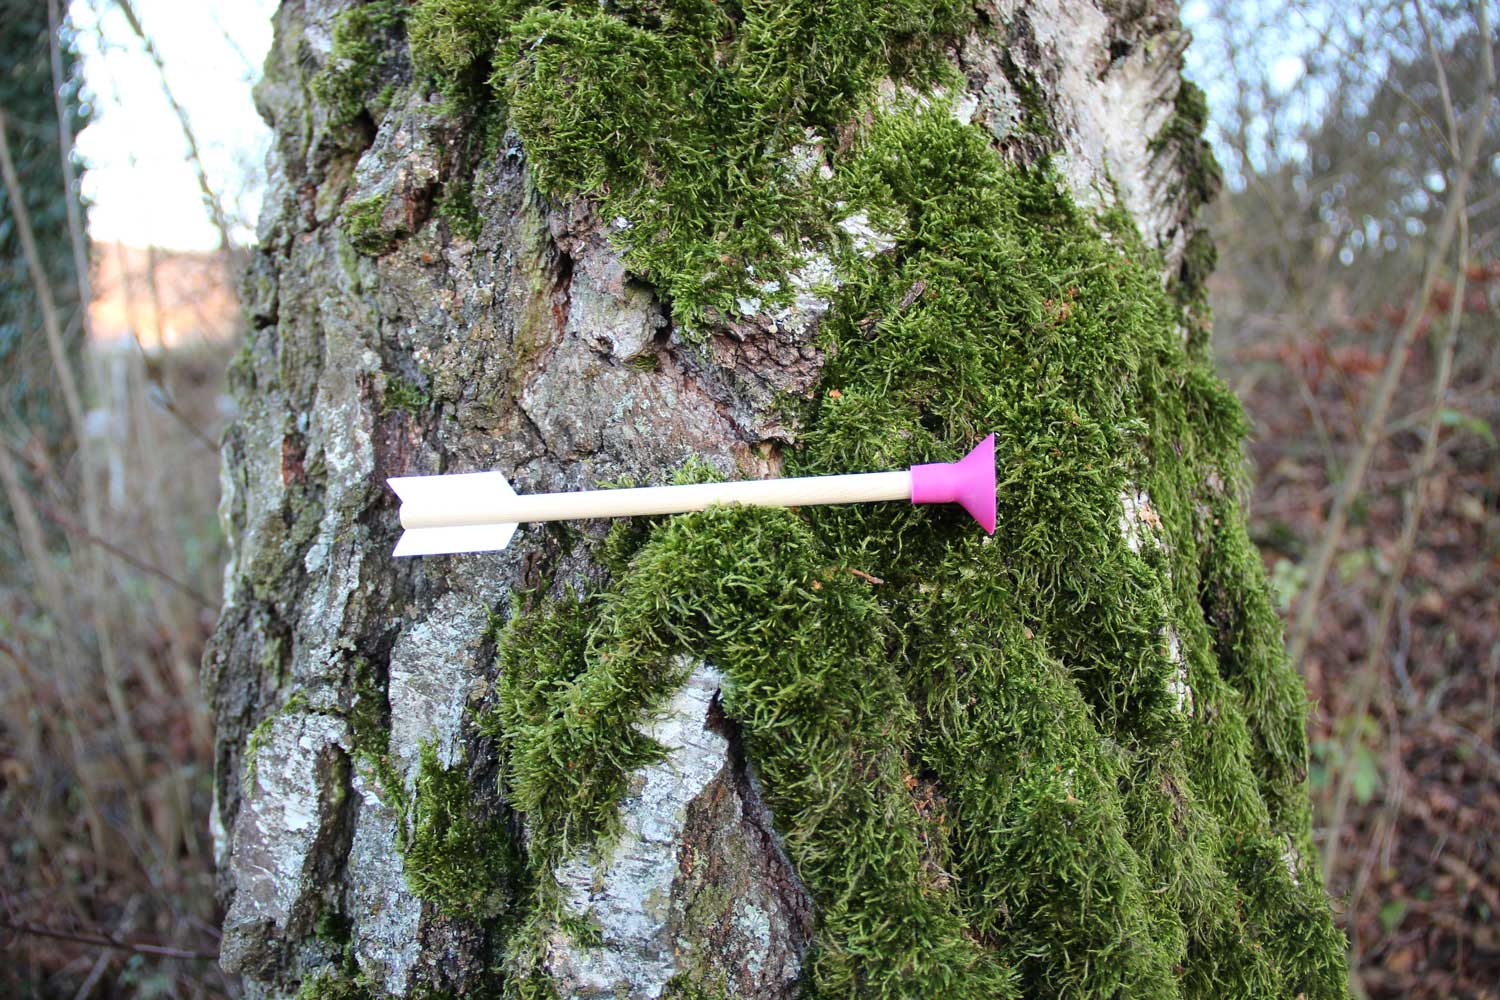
207,7,256,76
0,106,149,792
108,244,223,454
109,0,235,250
0,108,88,440
1285,10,1496,668
0,472,108,857
1423,717,1500,771
1412,0,1460,154
30,493,216,610
139,245,223,453
48,0,93,329
1321,153,1475,887
72,944,114,1000
0,918,218,962
51,0,216,483
0,438,74,635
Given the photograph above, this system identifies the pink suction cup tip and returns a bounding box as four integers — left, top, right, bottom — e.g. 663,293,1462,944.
909,434,997,534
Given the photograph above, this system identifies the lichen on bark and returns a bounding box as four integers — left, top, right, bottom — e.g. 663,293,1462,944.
208,1,1346,997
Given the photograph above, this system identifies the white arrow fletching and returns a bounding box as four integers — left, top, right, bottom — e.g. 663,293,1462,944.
393,521,519,557
390,471,519,556
390,470,516,508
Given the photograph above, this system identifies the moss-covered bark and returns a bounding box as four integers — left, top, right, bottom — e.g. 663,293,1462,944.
209,1,1345,997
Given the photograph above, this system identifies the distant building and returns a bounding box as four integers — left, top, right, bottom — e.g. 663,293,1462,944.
89,242,240,351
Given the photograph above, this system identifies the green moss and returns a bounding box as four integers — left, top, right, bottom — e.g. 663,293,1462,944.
242,718,273,793
408,0,971,332
242,690,311,793
1174,228,1218,356
393,2,1345,995
311,0,406,136
659,973,732,1000
408,0,511,104
381,375,431,414
482,591,631,853
482,98,1345,997
1177,228,1217,300
554,908,603,948
296,971,479,1000
340,193,387,251
349,659,522,923
1001,48,1056,138
598,517,653,581
403,741,521,919
348,658,406,813
342,195,402,257
1152,80,1224,210
437,179,484,240
314,908,353,952
295,969,376,1000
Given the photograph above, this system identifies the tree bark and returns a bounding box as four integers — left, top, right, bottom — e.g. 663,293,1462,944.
207,2,1345,998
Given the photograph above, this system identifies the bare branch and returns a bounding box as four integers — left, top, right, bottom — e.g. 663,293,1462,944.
109,0,236,250
30,490,217,610
1413,0,1460,153
1285,20,1497,667
1320,209,1469,886
0,917,219,963
48,0,94,329
0,108,88,441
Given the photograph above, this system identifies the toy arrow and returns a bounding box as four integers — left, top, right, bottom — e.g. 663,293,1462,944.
389,434,996,557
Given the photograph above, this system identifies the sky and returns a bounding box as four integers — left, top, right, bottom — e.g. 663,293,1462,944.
68,0,1313,252
1182,0,1308,99
72,0,277,251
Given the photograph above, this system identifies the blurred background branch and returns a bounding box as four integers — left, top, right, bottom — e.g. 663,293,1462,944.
1189,1,1499,995
1,0,261,995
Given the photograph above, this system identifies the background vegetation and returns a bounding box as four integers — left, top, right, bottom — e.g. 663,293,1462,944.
1191,3,1498,994
0,0,1494,996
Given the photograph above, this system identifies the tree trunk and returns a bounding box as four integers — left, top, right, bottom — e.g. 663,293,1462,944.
207,2,1347,997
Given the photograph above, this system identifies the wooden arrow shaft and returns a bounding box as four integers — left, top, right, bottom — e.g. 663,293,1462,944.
398,471,912,530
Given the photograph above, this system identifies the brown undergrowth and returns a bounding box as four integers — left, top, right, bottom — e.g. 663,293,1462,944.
1217,262,1500,999
0,261,236,997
